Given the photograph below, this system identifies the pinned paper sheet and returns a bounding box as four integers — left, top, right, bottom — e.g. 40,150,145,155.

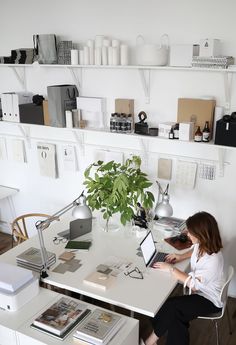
157,158,172,180
37,142,58,178
93,150,123,164
175,161,197,189
62,145,78,171
12,139,26,163
0,137,7,160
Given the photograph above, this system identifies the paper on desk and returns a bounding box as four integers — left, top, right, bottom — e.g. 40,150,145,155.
101,256,133,277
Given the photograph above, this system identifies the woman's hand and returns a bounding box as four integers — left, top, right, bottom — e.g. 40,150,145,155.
152,262,172,272
165,253,182,263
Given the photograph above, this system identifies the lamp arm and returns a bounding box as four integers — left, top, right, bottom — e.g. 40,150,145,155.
35,191,84,278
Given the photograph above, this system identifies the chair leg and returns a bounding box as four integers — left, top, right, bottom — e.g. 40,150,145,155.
213,320,219,345
226,305,233,335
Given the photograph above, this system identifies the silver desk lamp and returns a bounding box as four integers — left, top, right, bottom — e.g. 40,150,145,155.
35,191,92,278
154,181,173,218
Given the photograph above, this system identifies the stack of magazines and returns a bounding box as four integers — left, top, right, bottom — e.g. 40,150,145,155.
16,247,56,273
154,216,186,233
192,56,234,69
31,296,90,339
73,308,125,345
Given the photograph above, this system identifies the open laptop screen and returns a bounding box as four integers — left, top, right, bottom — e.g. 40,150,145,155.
140,231,156,266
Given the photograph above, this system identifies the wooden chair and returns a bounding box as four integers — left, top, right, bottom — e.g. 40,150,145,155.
11,213,51,246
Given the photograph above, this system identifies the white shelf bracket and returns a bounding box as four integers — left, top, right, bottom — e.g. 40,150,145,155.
68,67,82,93
18,124,31,148
218,147,226,177
138,69,150,104
11,66,27,91
72,130,85,156
223,72,233,112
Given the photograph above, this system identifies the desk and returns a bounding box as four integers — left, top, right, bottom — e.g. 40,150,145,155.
0,218,189,318
0,287,138,345
0,184,19,231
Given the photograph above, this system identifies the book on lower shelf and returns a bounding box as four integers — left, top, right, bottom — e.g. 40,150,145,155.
154,216,186,232
31,296,91,339
83,271,116,290
73,308,125,345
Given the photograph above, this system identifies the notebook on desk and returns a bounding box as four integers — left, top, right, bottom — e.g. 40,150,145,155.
140,231,168,267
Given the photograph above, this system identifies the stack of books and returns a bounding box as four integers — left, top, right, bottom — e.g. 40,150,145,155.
16,247,56,273
192,56,234,69
31,296,90,339
73,308,125,345
154,216,186,233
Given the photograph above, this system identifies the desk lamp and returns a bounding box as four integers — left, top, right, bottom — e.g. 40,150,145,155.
154,181,173,218
35,191,92,278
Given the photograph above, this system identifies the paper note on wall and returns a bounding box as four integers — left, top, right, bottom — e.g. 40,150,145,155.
175,160,197,189
37,142,58,178
12,139,26,163
93,150,123,164
62,145,78,171
0,137,7,160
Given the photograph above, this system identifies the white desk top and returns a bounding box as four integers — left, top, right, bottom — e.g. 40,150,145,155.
0,218,190,318
0,185,19,199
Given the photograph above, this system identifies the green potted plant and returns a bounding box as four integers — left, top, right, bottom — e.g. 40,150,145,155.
83,155,154,231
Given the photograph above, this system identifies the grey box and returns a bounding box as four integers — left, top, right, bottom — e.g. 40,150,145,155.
47,84,79,127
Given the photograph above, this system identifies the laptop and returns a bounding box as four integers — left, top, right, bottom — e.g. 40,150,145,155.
58,218,92,240
140,231,168,267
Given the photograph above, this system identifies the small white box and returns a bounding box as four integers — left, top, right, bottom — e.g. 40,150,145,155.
170,44,199,67
179,122,194,141
158,122,175,138
0,277,39,311
199,39,221,57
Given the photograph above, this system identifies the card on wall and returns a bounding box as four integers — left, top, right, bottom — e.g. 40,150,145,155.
12,139,27,163
37,142,58,178
0,137,7,160
62,145,78,171
175,160,197,189
93,149,123,164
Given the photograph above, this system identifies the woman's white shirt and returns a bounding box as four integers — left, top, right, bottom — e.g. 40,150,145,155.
188,243,224,308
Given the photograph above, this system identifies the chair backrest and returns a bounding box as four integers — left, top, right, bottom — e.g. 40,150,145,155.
220,265,234,307
12,213,51,245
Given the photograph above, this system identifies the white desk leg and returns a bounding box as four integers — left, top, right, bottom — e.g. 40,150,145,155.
7,196,17,230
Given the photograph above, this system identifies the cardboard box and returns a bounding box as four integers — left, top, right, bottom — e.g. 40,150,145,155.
115,99,134,115
170,44,199,67
177,98,216,137
43,100,51,126
179,122,194,141
199,39,221,57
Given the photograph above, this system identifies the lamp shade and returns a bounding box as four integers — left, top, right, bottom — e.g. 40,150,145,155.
72,194,92,219
155,194,173,218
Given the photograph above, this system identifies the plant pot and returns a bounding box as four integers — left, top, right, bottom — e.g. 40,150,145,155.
99,214,120,232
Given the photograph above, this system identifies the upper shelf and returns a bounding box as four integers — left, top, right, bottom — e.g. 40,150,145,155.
1,63,236,73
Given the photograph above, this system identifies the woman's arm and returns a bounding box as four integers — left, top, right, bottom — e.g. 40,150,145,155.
165,249,193,263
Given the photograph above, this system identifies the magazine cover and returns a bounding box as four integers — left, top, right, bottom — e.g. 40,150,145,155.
32,297,89,336
74,308,124,344
154,216,186,230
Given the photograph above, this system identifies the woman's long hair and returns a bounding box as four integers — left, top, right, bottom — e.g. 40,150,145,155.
186,211,223,256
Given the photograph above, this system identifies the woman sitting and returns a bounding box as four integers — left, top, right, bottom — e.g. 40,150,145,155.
145,211,224,345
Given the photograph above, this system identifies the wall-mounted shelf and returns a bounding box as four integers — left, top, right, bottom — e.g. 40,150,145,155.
1,63,235,105
0,121,232,176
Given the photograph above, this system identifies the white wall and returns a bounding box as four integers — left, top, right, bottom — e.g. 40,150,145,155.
1,0,236,295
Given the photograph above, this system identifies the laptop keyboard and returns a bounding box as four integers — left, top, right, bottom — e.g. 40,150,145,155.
154,251,168,262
